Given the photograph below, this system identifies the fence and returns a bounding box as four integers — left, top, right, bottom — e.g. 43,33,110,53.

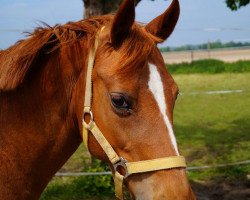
55,160,250,177
162,46,250,64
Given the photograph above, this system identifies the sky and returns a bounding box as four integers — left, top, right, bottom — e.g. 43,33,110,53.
0,0,250,49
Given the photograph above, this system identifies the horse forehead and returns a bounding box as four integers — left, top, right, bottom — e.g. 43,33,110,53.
98,59,172,86
95,44,175,92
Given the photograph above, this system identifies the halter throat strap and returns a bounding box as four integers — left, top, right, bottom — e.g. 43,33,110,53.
82,28,186,200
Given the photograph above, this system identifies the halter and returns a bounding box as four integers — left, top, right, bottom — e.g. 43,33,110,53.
82,28,186,200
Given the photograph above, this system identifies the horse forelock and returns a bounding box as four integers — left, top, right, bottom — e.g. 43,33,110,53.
101,24,162,79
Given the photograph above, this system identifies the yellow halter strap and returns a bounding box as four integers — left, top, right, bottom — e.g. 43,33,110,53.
82,27,186,200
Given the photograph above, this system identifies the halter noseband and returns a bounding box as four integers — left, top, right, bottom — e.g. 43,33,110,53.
82,28,186,200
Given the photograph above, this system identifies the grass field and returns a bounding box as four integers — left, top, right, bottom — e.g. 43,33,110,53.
173,73,250,180
41,61,250,200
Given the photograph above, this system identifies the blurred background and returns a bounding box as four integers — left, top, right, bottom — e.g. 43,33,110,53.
1,0,249,199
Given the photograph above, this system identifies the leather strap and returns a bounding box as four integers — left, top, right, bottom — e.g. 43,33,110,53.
113,156,186,199
84,39,98,110
126,156,186,174
85,121,120,164
82,35,98,150
114,172,124,199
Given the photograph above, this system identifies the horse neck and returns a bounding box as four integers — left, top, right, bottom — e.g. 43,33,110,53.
0,42,87,199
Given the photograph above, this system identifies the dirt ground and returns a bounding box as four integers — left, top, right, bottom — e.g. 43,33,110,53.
162,48,250,64
191,179,250,200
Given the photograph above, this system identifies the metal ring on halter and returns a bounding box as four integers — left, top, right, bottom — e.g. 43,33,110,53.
114,157,130,179
82,110,94,129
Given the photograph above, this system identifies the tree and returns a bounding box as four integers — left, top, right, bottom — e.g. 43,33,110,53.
83,0,140,18
226,0,250,10
83,0,250,18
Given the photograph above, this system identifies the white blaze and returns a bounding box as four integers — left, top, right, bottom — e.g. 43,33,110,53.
148,63,179,155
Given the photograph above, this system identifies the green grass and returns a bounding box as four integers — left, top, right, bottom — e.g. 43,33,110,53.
40,65,250,199
167,59,250,74
175,92,250,164
173,73,250,92
173,72,250,181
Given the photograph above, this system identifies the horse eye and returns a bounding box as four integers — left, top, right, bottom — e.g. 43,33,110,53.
111,94,128,108
112,96,125,107
110,93,133,115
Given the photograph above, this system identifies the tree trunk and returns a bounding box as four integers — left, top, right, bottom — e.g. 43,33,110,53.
83,0,141,18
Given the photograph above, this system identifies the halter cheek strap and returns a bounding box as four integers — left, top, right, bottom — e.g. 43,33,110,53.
82,28,186,200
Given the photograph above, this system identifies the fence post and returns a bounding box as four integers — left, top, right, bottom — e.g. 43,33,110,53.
191,51,194,62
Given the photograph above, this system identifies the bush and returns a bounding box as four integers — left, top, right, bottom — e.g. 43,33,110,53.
79,159,114,197
167,59,250,74
41,159,114,200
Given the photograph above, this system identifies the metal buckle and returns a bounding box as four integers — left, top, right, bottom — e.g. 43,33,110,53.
82,109,94,129
113,157,130,179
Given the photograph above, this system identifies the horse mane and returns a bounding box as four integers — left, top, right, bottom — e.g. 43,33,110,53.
0,15,160,91
0,16,111,91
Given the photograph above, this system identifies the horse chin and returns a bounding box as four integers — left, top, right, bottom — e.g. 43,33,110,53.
127,173,154,200
126,169,196,200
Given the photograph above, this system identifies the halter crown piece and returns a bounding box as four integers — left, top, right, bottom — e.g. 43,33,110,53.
82,27,187,200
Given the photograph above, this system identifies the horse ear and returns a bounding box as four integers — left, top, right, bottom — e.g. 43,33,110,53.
145,0,180,43
111,0,135,46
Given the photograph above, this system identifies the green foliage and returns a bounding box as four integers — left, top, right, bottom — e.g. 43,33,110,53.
226,0,250,10
167,59,250,74
78,159,114,197
41,159,114,200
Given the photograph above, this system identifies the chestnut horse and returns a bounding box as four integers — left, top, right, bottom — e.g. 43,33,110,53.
0,0,195,199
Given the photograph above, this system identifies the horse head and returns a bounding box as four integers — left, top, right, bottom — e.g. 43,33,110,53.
74,0,196,199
